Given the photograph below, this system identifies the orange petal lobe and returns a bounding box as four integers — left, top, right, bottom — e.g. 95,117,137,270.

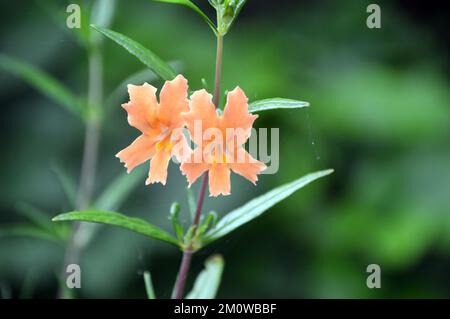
158,75,189,126
230,149,266,184
221,87,257,136
146,150,171,185
209,164,231,197
123,83,158,133
116,134,157,173
180,149,209,186
183,90,218,145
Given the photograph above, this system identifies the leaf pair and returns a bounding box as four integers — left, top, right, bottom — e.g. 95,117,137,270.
52,169,333,248
1,25,310,124
152,0,247,36
91,25,310,114
153,0,217,34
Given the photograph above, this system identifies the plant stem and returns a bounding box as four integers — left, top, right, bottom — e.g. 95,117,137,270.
57,47,103,298
193,173,209,226
213,35,223,108
172,247,193,298
172,35,224,299
77,47,103,210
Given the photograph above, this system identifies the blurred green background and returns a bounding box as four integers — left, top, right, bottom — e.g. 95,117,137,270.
1,0,449,298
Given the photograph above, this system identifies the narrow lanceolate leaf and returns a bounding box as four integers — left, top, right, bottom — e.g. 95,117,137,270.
203,169,334,244
15,203,70,241
0,55,85,118
52,210,178,246
232,0,247,21
152,0,217,34
91,25,176,80
248,98,309,113
16,203,54,232
95,167,145,211
186,187,197,222
186,255,224,299
143,271,156,299
0,225,64,244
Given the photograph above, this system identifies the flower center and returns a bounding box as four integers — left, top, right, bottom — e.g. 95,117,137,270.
156,125,173,152
211,153,227,165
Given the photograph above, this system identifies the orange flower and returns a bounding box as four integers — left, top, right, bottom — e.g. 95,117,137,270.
181,87,267,196
116,75,191,185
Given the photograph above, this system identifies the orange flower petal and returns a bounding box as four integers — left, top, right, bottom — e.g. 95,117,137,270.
158,75,189,127
123,83,158,133
183,89,219,145
180,149,209,186
230,149,267,184
209,164,231,197
116,134,158,173
146,149,172,185
221,87,257,139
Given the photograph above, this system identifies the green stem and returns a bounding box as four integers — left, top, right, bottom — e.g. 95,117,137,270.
57,47,103,298
172,35,224,299
213,35,223,108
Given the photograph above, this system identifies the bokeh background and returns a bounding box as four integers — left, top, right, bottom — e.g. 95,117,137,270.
1,0,449,298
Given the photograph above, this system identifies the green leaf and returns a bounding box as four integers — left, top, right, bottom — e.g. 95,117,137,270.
248,98,310,113
203,169,334,244
77,1,93,46
152,0,217,34
15,203,70,241
186,187,197,221
51,163,77,208
196,211,218,237
143,271,156,299
91,25,176,80
231,0,247,20
52,210,179,246
0,224,63,243
95,167,145,211
169,202,184,242
186,255,224,299
215,0,247,35
0,55,85,118
16,203,53,232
